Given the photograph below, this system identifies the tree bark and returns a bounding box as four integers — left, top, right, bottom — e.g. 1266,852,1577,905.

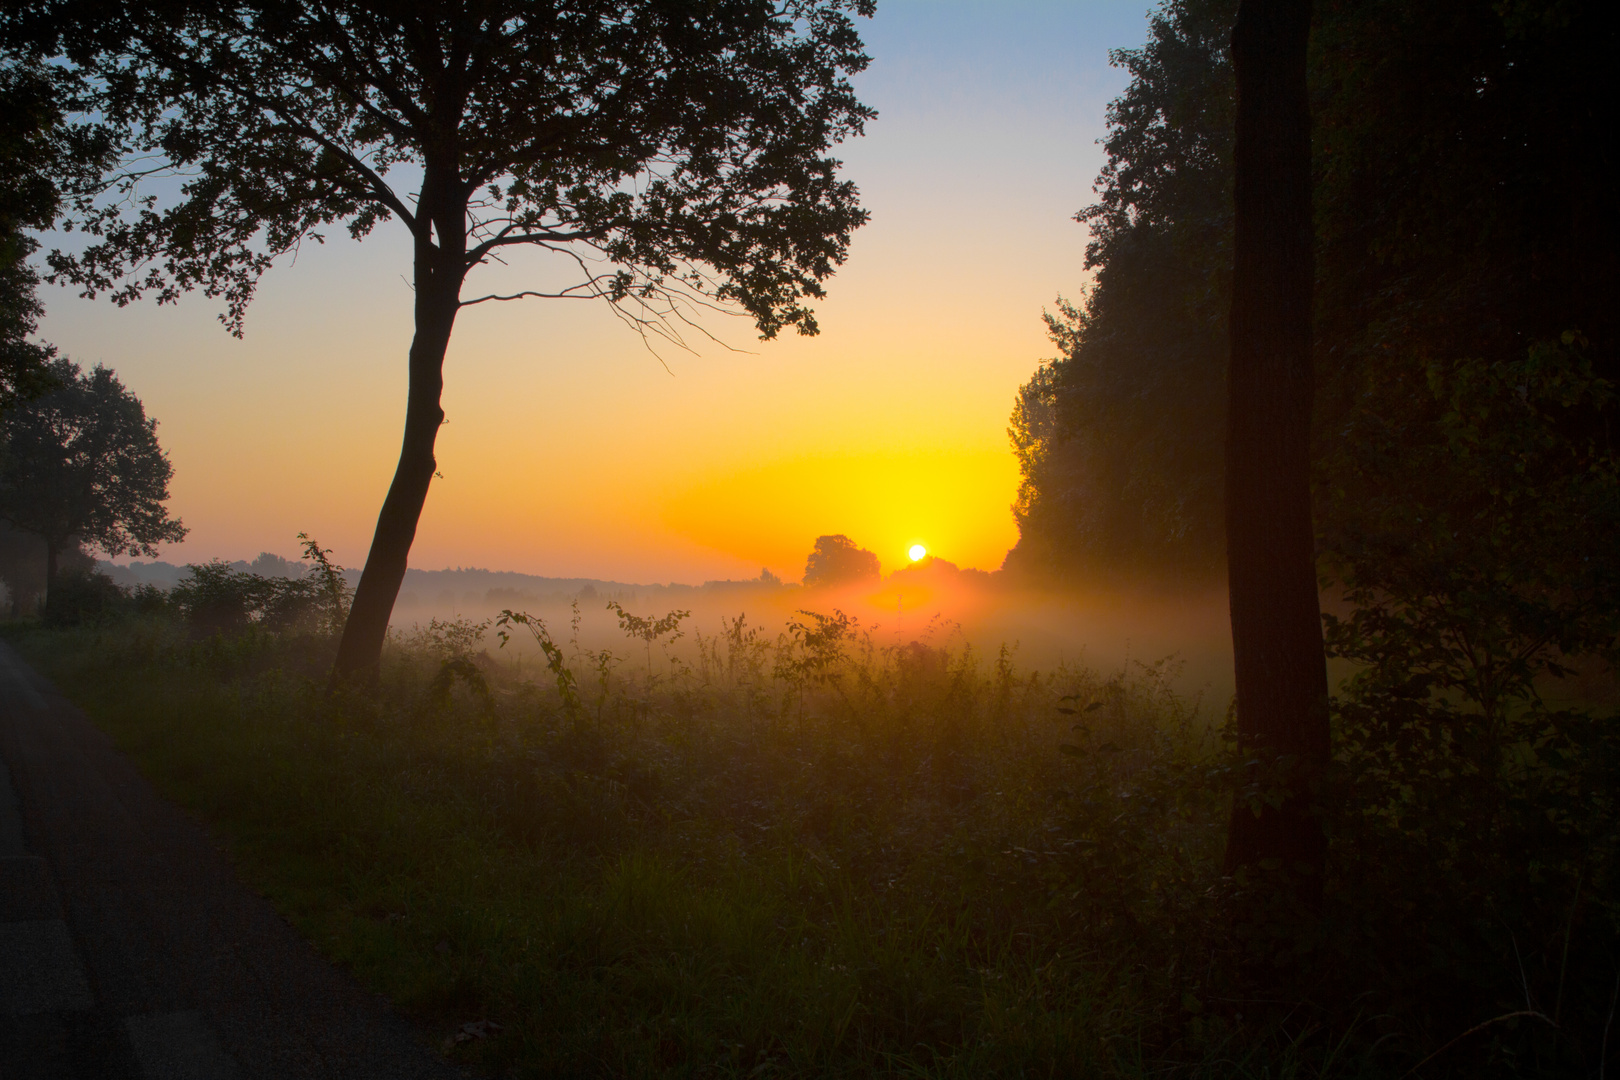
331,170,466,686
1222,0,1330,887
44,538,58,611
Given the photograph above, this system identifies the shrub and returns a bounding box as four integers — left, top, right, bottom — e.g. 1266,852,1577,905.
168,535,350,637
41,568,128,627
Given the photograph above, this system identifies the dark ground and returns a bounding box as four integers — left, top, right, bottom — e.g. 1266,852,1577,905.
0,641,461,1080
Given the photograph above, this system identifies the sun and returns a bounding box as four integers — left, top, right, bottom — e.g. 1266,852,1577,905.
908,543,927,562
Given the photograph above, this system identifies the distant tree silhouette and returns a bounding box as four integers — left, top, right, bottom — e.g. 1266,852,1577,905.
7,0,876,684
0,357,186,605
802,534,879,587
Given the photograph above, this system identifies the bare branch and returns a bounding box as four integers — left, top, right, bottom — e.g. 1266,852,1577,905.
460,280,616,305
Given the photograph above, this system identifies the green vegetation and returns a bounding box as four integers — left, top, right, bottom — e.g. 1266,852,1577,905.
5,612,1233,1078
1006,0,1620,989
8,573,1619,1076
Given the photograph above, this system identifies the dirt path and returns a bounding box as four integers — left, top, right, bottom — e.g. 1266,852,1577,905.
0,642,461,1080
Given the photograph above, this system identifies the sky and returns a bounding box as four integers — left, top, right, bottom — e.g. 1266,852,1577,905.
39,0,1158,584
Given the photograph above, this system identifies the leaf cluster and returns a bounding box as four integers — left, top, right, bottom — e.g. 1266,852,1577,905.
6,0,876,340
38,565,163,627
1322,334,1620,726
1009,0,1619,594
0,54,116,404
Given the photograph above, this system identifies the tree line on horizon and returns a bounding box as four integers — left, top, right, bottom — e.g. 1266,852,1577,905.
7,528,967,620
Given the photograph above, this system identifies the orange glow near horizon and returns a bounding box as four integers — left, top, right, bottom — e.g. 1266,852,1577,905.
35,3,1145,584
658,449,1018,579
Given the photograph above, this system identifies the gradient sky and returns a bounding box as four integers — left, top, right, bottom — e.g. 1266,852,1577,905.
39,0,1157,584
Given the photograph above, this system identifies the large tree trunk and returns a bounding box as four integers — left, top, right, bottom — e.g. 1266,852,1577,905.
331,177,466,686
43,538,58,613
1222,0,1329,889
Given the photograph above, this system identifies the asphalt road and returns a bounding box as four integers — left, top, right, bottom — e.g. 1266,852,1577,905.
0,641,462,1080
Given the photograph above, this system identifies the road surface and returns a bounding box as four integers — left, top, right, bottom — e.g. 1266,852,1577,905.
0,641,461,1080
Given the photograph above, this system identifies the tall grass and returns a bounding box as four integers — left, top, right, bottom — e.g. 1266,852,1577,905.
0,611,1461,1077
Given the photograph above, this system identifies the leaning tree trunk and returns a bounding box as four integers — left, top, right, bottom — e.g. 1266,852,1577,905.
331,177,466,686
1222,0,1330,891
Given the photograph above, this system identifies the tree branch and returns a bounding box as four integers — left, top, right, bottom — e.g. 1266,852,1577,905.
465,225,607,265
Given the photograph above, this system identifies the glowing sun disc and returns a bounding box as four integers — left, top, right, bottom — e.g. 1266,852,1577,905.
908,544,927,562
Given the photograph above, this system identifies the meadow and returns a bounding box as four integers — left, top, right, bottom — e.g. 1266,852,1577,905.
6,591,1614,1078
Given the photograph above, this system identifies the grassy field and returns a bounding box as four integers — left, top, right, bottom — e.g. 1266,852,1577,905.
0,611,1491,1077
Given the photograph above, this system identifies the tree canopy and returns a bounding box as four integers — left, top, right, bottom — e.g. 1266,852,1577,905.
5,0,877,680
0,356,187,595
1004,0,1233,584
1007,0,1618,589
0,57,112,407
802,534,879,587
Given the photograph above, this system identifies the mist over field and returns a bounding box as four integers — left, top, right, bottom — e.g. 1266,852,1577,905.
102,550,1236,700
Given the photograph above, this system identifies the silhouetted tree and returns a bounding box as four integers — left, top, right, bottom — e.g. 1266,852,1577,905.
0,357,186,604
802,534,879,587
1005,0,1233,584
1007,0,1620,1038
1221,0,1327,888
8,0,875,683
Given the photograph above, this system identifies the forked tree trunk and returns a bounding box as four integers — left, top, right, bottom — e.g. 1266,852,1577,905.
1222,0,1330,888
331,179,466,686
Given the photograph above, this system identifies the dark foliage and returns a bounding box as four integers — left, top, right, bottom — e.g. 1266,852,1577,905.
169,544,350,637
0,54,116,407
1004,0,1620,1068
40,566,125,627
0,59,60,408
1311,0,1619,405
11,0,877,340
36,565,165,627
1005,0,1234,584
1009,0,1620,589
1322,339,1620,728
0,356,186,604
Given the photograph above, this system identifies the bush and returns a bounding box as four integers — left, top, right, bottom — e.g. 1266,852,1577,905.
168,560,274,634
1306,338,1620,1072
41,568,128,627
168,536,350,637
